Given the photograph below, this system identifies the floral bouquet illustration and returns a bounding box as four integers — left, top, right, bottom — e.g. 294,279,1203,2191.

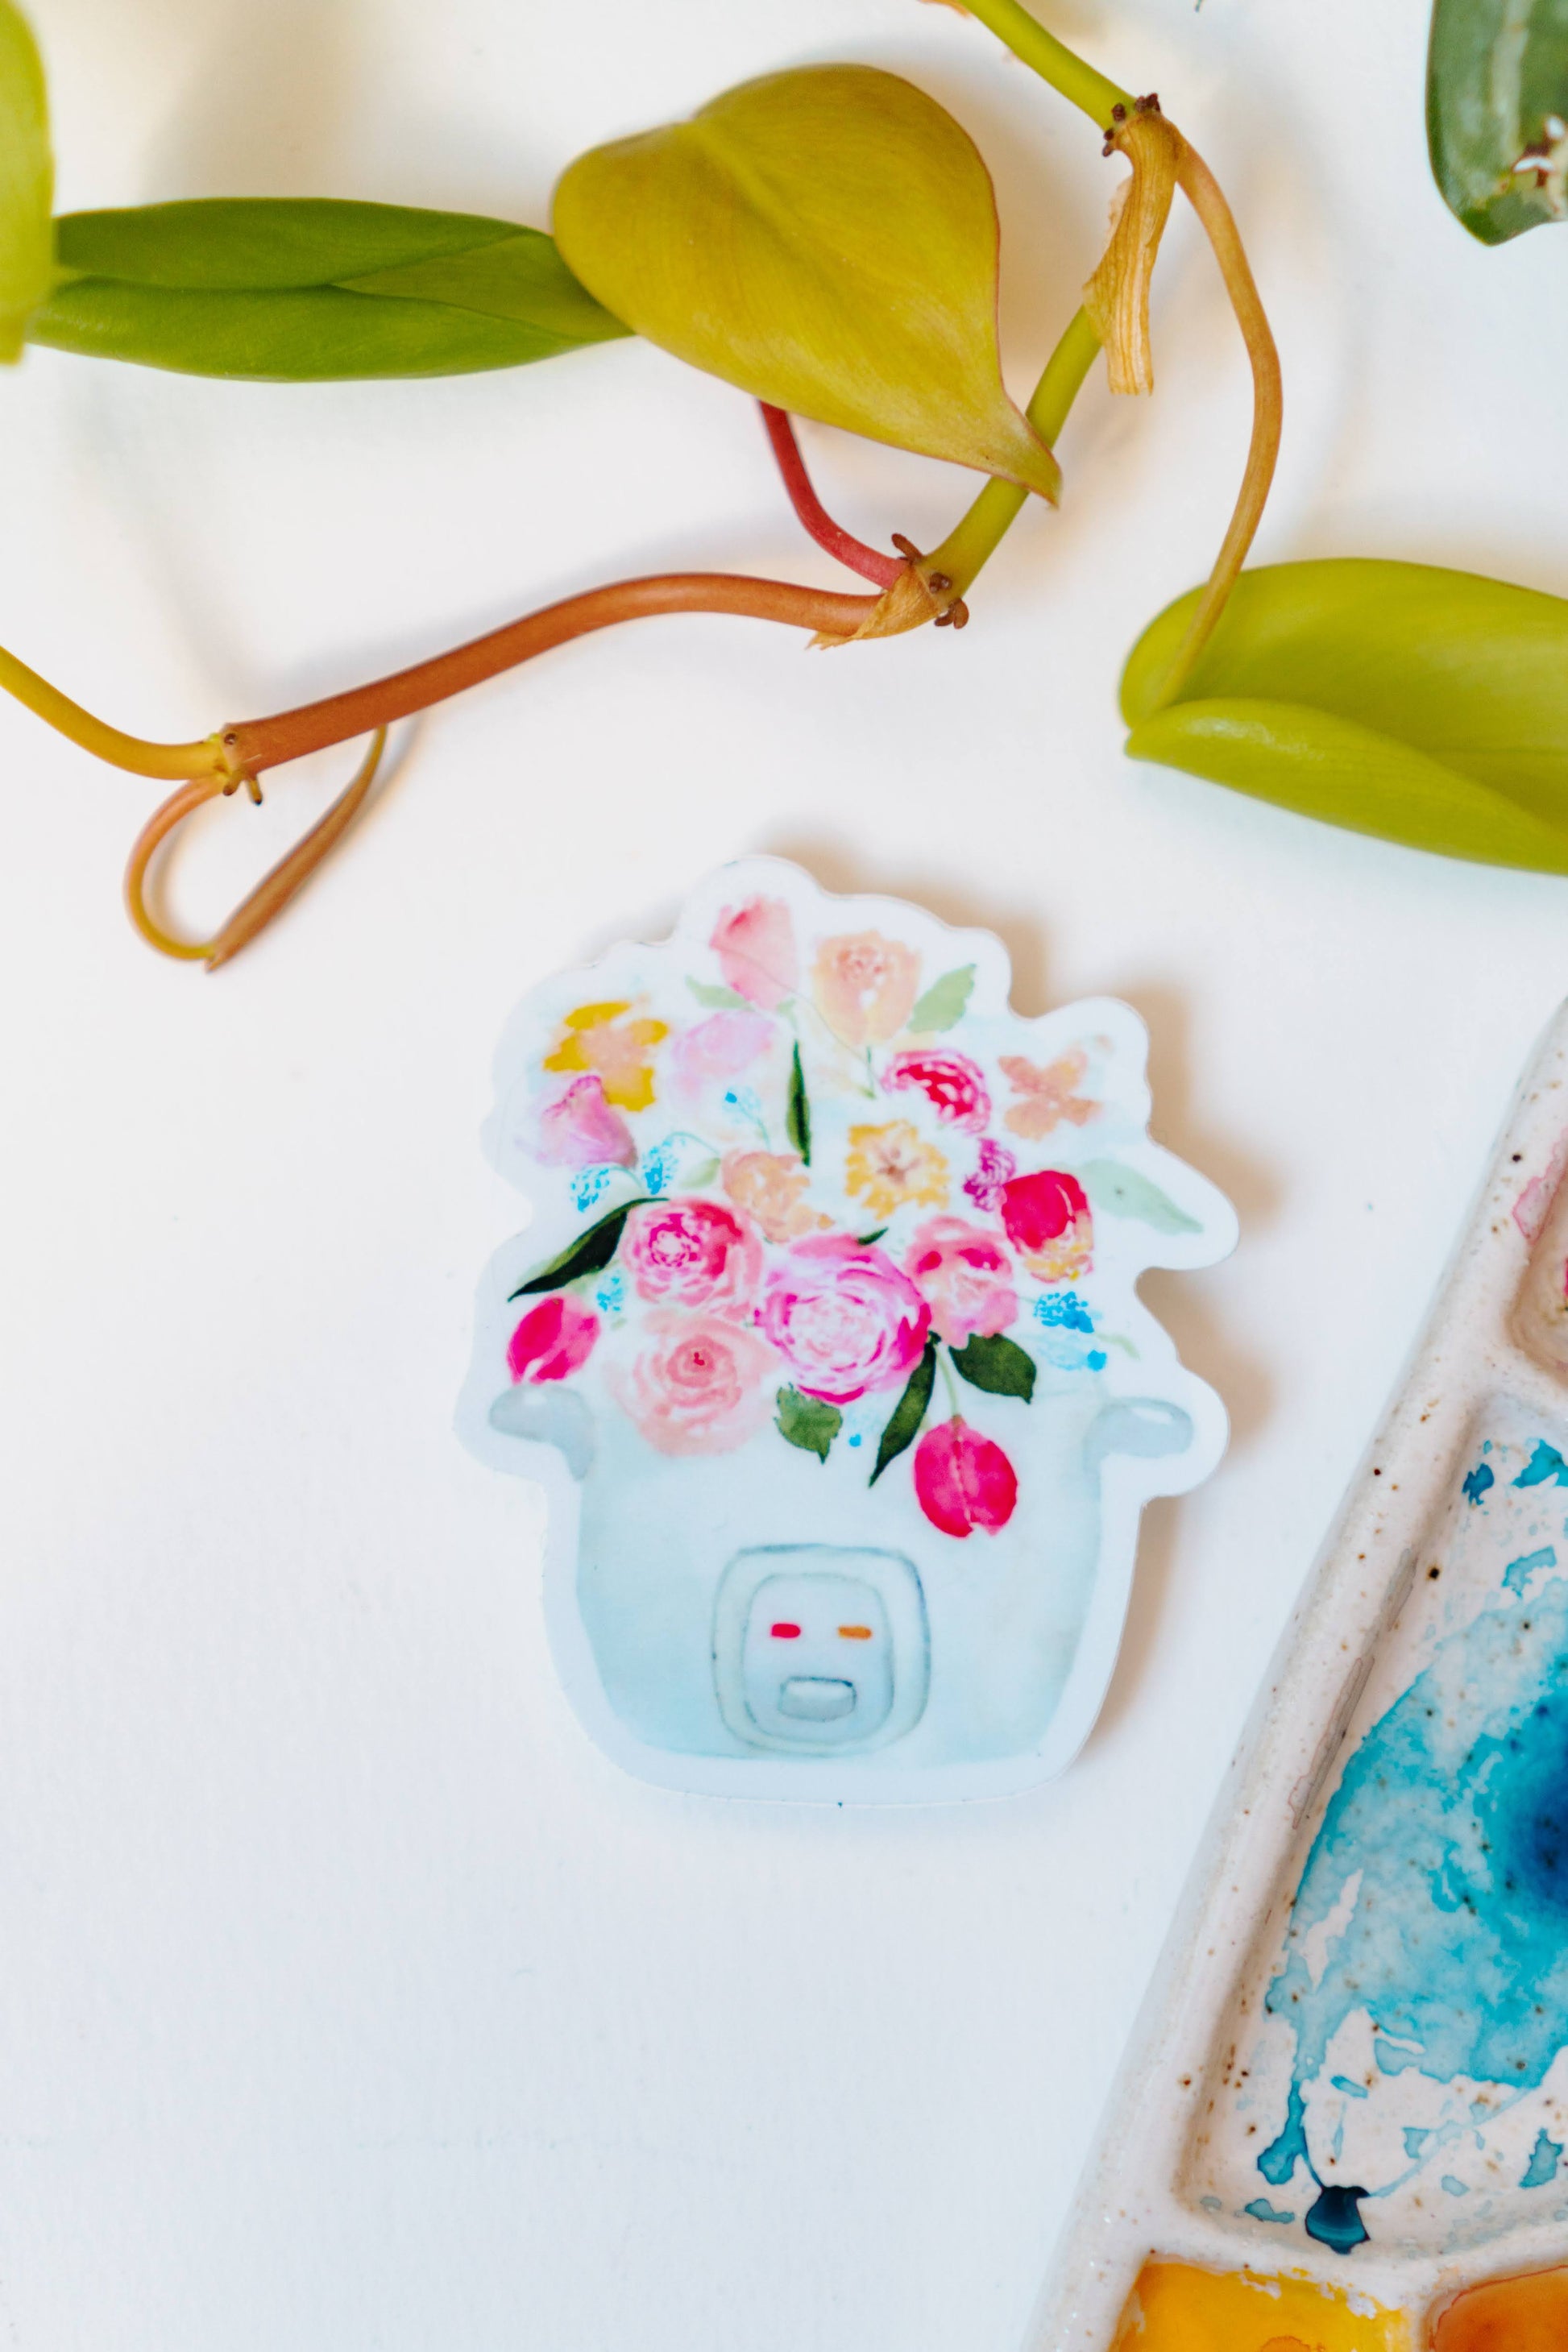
460,860,1235,1799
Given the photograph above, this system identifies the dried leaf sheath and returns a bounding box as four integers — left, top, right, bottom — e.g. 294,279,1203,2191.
1082,110,1180,396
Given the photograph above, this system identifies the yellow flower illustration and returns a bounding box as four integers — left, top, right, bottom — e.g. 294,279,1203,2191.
844,1121,948,1221
544,1000,669,1112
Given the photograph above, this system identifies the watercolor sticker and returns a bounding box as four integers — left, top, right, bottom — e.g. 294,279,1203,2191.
458,859,1234,1799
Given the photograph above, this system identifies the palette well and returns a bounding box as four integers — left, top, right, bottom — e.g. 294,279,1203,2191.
1034,1003,1568,2347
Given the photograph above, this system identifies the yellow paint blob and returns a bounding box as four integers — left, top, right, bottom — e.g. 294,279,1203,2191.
1110,2259,1411,2352
1431,2264,1568,2350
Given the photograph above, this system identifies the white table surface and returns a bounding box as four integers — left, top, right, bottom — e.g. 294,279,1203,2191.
5,0,1568,2345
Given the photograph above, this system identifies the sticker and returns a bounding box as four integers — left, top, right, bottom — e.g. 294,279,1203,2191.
458,858,1235,1799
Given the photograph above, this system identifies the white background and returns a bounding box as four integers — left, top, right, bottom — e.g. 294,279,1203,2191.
3,0,1567,2346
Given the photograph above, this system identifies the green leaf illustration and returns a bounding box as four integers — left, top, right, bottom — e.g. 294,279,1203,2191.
870,1338,937,1484
775,1387,842,1462
1078,1159,1201,1235
508,1197,647,1297
31,199,627,379
1428,0,1568,245
1121,559,1568,876
553,66,1061,496
0,0,52,364
949,1332,1037,1400
786,1040,811,1165
686,978,753,1010
907,964,976,1033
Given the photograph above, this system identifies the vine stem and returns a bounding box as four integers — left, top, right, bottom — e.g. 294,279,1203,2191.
955,0,1132,127
757,407,904,588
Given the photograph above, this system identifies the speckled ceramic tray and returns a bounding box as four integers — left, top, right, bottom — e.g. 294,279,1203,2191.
1033,1003,1568,2350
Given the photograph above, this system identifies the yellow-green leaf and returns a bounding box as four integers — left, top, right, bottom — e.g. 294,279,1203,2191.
0,0,52,363
553,65,1060,496
1121,559,1568,875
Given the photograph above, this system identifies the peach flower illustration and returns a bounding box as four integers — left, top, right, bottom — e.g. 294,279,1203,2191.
811,930,919,1047
710,896,798,1010
998,1049,1097,1140
722,1149,830,1244
605,1309,777,1456
544,1000,668,1113
844,1120,949,1222
903,1217,1018,1346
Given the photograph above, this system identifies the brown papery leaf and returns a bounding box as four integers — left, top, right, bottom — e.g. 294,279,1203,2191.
1082,109,1180,396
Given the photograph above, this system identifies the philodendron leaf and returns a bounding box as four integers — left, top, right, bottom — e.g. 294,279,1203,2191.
1429,0,1568,244
553,65,1060,496
30,199,627,378
1120,558,1568,876
0,0,52,363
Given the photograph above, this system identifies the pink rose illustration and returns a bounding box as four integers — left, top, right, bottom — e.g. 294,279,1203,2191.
903,1217,1018,1346
606,1309,776,1457
811,930,920,1047
883,1049,991,1132
670,1010,774,1105
757,1234,931,1404
533,1074,638,1170
624,1197,763,1312
964,1137,1017,1213
914,1419,1018,1538
999,1168,1093,1284
710,896,799,1010
722,1149,830,1244
506,1294,599,1384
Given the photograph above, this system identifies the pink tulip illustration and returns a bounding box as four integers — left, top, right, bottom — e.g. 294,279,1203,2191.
913,1417,1018,1537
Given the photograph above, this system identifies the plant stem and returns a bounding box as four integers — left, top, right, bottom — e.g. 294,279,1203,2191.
0,641,224,780
958,0,1132,127
222,571,877,776
925,305,1102,595
758,405,904,587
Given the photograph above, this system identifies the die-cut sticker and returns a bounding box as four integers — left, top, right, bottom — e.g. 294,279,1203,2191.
458,860,1236,1800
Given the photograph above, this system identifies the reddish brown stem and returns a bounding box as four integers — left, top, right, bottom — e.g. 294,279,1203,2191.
222,570,878,778
757,407,905,589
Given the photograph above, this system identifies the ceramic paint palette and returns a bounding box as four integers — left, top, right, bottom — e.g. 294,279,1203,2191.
460,860,1234,1801
1035,1002,1568,2350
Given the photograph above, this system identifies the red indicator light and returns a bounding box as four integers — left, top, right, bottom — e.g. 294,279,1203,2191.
770,1622,802,1639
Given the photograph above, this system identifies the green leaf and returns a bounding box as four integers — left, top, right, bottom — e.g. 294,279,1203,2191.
1078,1159,1201,1235
508,1197,647,1297
786,1040,811,1165
907,964,976,1032
1120,559,1568,876
33,200,626,378
553,65,1060,496
775,1386,842,1462
0,0,52,363
949,1332,1036,1400
686,978,754,1010
1428,0,1568,245
857,1228,890,1247
870,1338,937,1484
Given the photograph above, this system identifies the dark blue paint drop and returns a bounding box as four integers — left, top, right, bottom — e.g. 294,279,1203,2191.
1463,1461,1495,1504
1516,1441,1568,1489
1304,2184,1370,2255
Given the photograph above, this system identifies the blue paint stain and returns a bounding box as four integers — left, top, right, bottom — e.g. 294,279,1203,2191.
1243,2198,1295,2225
1506,1545,1557,1597
1441,2175,1470,2196
1522,2128,1562,2188
1516,1441,1568,1489
1403,2127,1431,2159
1258,2080,1309,2188
1330,2075,1369,2098
1304,2184,1370,2254
1199,2196,1223,2214
1257,1558,1568,2250
1463,1461,1495,1504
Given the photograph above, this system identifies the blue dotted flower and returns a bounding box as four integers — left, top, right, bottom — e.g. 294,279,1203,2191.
1034,1290,1094,1334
